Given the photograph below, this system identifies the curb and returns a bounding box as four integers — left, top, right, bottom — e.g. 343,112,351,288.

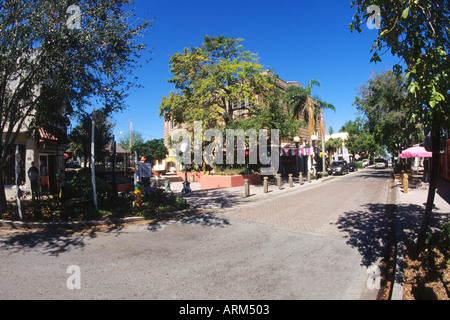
391,185,405,300
0,208,205,230
0,174,340,230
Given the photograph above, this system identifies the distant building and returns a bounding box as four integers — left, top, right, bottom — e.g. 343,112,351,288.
325,132,351,163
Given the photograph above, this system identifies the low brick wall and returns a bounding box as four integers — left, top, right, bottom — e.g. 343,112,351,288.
176,171,205,182
200,174,261,190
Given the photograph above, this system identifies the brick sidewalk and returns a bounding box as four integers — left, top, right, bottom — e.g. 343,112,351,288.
391,177,450,300
396,177,450,237
174,175,333,211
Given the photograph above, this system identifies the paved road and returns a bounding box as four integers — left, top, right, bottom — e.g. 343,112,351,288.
0,167,394,300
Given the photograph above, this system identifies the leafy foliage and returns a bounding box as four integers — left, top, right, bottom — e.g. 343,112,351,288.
159,35,273,130
140,189,189,218
350,0,449,131
0,0,151,211
118,131,144,153
69,110,115,164
350,0,449,249
341,117,378,157
354,70,423,154
132,138,168,163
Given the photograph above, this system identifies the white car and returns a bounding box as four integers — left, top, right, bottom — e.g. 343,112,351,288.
362,159,370,167
375,158,386,169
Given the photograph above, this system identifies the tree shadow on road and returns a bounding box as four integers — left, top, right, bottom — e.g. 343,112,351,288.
181,189,248,209
335,203,394,268
146,212,231,232
0,225,124,256
0,211,232,255
335,201,448,268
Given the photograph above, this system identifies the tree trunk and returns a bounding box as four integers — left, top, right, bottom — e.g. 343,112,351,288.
0,145,8,213
0,174,7,213
416,126,440,251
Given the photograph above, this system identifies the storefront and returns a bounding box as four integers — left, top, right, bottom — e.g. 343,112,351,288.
4,128,67,200
280,147,314,176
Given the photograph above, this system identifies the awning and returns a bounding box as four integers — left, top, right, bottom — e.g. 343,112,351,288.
39,128,58,142
281,148,314,156
165,157,176,163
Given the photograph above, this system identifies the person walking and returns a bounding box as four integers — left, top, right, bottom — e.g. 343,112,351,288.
28,161,40,201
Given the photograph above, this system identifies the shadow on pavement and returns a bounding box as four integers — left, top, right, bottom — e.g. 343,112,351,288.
181,188,247,209
0,226,118,256
335,201,448,268
146,212,231,232
335,203,394,268
0,212,232,255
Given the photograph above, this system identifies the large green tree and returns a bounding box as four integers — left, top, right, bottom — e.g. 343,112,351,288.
284,80,335,137
159,35,272,131
341,118,378,159
132,138,168,163
232,73,302,140
118,131,144,153
354,70,423,154
0,0,150,211
350,0,450,250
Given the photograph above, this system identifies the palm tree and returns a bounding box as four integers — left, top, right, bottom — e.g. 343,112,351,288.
284,79,321,121
285,79,335,137
325,137,343,162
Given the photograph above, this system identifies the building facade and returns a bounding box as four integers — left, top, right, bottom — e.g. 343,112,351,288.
3,127,67,200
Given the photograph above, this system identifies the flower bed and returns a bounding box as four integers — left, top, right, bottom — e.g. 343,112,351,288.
199,173,261,190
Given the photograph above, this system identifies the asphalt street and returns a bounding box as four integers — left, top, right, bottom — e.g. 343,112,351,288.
0,167,394,300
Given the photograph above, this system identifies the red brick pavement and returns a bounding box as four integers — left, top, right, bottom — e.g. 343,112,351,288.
219,171,393,237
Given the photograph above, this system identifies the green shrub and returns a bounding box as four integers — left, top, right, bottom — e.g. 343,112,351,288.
65,174,113,203
140,189,189,218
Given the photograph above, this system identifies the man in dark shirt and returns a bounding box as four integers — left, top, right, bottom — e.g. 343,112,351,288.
28,161,40,201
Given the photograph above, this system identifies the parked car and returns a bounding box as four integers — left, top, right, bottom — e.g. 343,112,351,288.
330,161,349,175
349,162,358,172
362,159,370,167
66,160,81,169
375,158,386,169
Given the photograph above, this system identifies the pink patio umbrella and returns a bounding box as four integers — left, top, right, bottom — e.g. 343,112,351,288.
399,146,432,158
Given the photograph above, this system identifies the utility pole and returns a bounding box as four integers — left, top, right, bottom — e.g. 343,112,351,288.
91,109,98,210
128,119,133,176
129,119,133,152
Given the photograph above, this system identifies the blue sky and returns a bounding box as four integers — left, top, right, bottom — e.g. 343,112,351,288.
110,0,400,141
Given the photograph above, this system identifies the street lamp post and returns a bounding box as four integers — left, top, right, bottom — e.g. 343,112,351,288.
311,134,318,176
294,136,301,175
180,141,191,194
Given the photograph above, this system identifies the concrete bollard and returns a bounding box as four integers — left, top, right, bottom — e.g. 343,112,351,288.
289,174,293,187
307,172,311,183
299,173,304,185
276,174,282,189
263,177,269,193
402,172,409,194
244,179,250,197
